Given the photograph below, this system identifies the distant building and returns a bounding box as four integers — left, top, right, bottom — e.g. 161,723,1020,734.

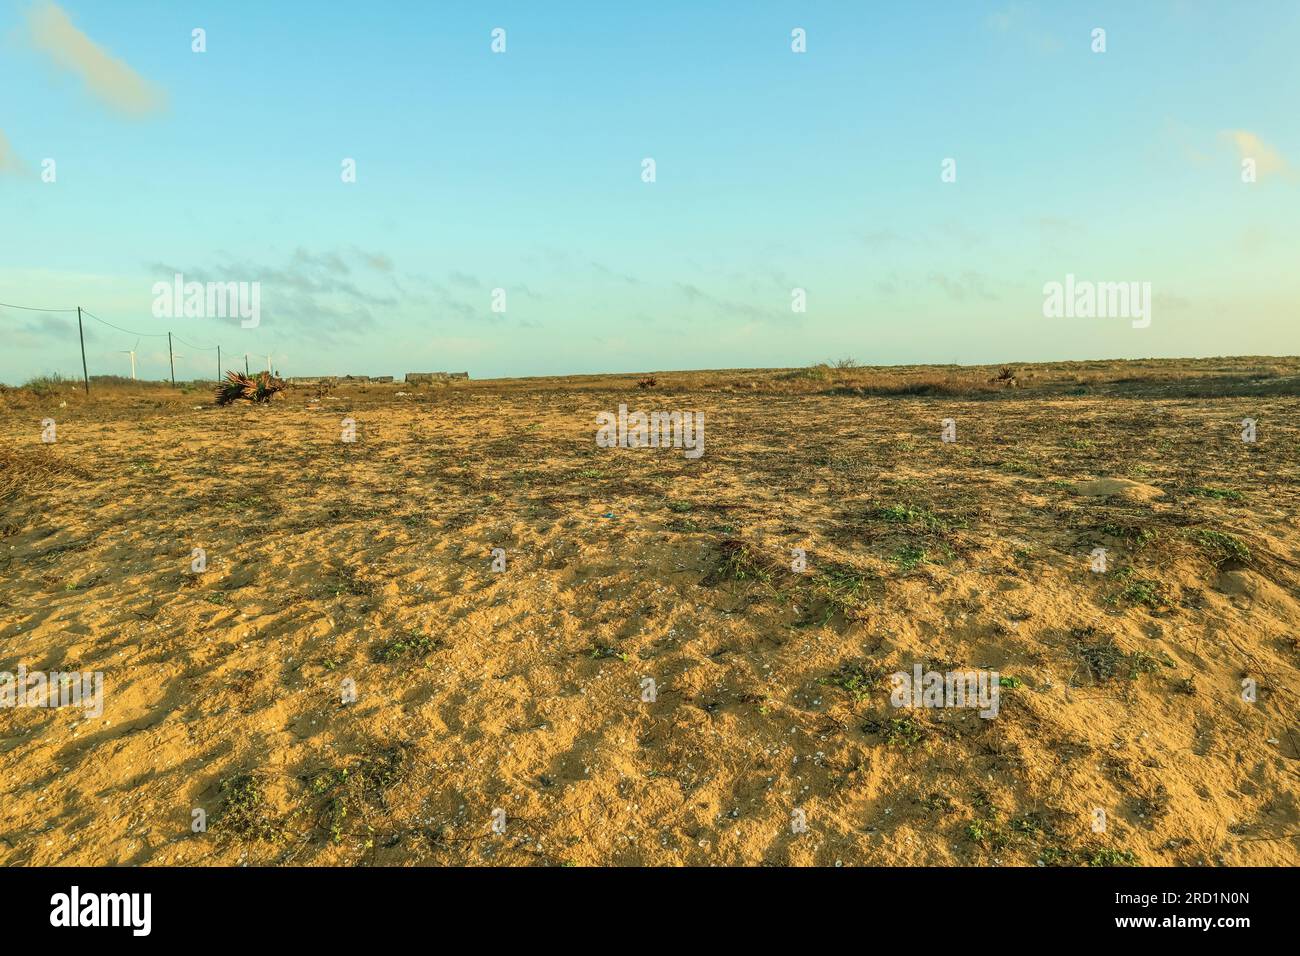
406,371,469,383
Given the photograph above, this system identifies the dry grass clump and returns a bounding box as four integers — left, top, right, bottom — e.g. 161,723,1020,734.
0,444,86,503
827,373,1000,397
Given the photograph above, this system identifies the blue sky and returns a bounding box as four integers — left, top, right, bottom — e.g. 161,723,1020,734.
1,0,1297,383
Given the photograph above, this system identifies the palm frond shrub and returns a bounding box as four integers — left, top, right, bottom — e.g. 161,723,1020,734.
215,371,285,405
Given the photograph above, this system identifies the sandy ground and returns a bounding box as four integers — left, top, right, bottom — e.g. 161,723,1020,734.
1,362,1298,866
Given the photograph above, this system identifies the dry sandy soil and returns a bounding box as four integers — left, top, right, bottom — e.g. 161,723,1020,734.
1,357,1298,866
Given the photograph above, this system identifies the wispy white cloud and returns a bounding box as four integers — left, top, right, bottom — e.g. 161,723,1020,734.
1219,130,1289,180
986,2,1062,54
27,1,167,116
142,247,401,338
0,128,27,175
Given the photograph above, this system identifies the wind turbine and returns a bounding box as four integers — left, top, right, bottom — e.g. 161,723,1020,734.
118,339,139,379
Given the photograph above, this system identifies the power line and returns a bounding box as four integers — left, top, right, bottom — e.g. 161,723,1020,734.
80,309,170,338
173,333,221,351
0,300,78,313
4,297,258,389
5,299,241,353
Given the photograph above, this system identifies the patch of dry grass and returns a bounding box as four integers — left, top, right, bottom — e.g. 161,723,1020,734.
0,443,87,504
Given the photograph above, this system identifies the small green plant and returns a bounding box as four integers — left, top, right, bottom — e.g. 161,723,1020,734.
1039,846,1070,866
965,819,1009,850
1187,528,1250,566
971,790,995,815
1077,639,1170,683
1077,641,1126,682
213,774,284,842
920,792,954,813
706,540,773,585
1127,649,1173,679
998,458,1043,477
862,714,927,748
1186,486,1244,502
303,745,412,844
884,717,927,747
811,564,871,617
1108,567,1167,609
819,662,884,701
1097,522,1159,549
893,545,928,572
373,632,442,663
355,746,410,804
307,768,347,796
323,795,349,844
876,504,946,531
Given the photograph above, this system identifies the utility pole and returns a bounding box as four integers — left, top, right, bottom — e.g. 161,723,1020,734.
244,353,249,376
217,345,221,382
76,306,89,394
168,332,176,385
